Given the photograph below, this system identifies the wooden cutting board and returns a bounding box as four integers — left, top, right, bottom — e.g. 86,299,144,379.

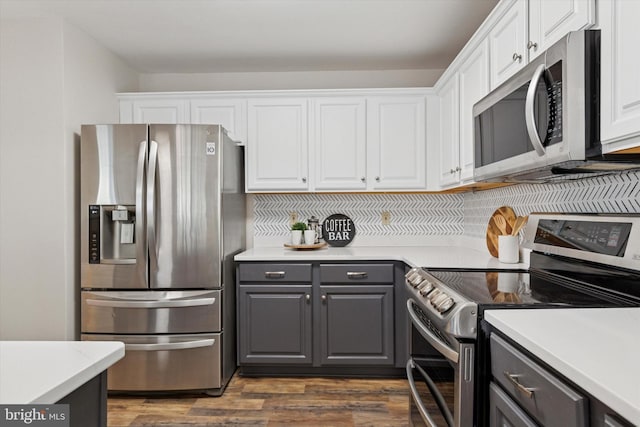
486,206,516,258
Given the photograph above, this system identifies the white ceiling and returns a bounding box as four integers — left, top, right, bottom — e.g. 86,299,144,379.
0,0,499,73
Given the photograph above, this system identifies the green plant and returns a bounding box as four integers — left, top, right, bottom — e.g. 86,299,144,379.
291,222,307,231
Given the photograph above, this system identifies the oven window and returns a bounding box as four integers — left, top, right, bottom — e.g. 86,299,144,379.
409,357,455,427
474,61,563,168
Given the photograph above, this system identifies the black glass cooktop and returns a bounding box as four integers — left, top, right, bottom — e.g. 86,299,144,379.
425,268,639,308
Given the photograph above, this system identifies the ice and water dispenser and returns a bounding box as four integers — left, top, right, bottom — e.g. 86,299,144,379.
88,205,136,264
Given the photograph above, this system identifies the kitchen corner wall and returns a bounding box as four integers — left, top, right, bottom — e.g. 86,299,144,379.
251,171,640,247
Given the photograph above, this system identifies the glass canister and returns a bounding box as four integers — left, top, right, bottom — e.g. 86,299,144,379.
307,216,320,244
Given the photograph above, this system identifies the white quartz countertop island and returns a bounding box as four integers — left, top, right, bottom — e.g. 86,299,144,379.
235,245,527,270
0,341,124,404
485,308,640,425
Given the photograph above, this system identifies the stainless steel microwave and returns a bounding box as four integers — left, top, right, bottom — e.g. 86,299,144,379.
473,30,640,183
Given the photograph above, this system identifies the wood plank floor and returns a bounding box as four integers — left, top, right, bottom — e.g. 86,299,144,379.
107,375,411,426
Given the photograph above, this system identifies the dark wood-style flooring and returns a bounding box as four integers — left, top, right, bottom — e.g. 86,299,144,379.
107,375,412,426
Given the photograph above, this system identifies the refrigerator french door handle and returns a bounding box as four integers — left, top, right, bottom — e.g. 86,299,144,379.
125,339,215,352
85,297,216,309
147,140,159,273
135,140,147,286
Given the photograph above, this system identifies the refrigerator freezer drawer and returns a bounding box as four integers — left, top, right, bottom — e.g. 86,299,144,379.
82,333,222,391
81,290,221,334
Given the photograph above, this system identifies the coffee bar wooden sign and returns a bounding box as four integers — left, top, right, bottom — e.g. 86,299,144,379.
322,214,356,247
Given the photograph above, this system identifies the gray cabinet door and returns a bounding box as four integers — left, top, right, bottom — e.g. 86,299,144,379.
238,285,312,364
319,285,394,365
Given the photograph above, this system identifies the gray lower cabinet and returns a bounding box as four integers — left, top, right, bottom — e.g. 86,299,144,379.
488,331,635,427
319,285,394,365
238,285,312,364
237,262,398,372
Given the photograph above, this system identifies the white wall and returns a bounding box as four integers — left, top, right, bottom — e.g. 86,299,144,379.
0,16,138,340
139,69,443,92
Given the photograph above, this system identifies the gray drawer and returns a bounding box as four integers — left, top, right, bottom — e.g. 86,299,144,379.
491,334,587,427
319,264,394,284
238,263,312,282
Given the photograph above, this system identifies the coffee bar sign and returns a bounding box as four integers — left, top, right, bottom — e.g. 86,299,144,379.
322,214,356,247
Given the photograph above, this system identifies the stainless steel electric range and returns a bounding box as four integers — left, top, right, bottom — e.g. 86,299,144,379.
405,213,640,427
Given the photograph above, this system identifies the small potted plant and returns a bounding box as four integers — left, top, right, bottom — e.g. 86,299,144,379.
290,222,307,245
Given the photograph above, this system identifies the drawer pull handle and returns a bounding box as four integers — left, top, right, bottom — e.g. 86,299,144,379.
86,297,215,309
264,271,285,279
125,339,215,352
504,371,535,399
347,271,368,279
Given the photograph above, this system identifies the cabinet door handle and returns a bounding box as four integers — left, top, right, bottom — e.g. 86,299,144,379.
264,271,285,279
321,295,327,302
503,371,535,398
512,52,523,62
360,177,366,182
455,166,461,172
302,177,307,183
527,41,538,50
375,176,380,182
305,294,310,302
347,271,368,279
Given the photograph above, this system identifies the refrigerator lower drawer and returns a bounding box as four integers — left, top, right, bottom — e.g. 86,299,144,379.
82,333,222,391
81,290,221,334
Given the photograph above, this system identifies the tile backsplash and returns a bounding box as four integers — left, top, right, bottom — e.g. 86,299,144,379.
252,193,464,246
251,171,640,246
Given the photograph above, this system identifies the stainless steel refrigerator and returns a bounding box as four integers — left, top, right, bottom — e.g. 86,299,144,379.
80,124,245,394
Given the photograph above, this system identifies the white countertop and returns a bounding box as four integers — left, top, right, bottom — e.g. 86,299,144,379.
0,341,125,404
485,308,640,425
235,245,527,270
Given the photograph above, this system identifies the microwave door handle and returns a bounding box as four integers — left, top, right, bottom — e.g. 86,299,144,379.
525,64,547,156
147,140,159,274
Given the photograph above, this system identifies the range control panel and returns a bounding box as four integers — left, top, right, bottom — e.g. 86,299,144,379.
88,205,100,264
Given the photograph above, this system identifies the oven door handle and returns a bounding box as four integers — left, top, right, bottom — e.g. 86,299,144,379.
407,299,459,364
406,358,455,427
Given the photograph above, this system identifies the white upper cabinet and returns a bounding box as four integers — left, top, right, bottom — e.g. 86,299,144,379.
599,0,640,151
437,38,489,189
312,97,367,191
489,0,528,89
246,98,309,192
190,98,246,143
488,0,595,90
438,75,460,187
367,96,427,190
528,0,595,61
458,38,490,182
120,98,189,124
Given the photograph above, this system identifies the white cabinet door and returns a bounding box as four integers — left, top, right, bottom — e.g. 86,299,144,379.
246,98,308,191
600,0,640,151
438,75,460,187
190,98,246,143
367,96,426,190
458,39,490,182
312,97,366,191
528,0,595,61
131,99,189,124
489,0,528,89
